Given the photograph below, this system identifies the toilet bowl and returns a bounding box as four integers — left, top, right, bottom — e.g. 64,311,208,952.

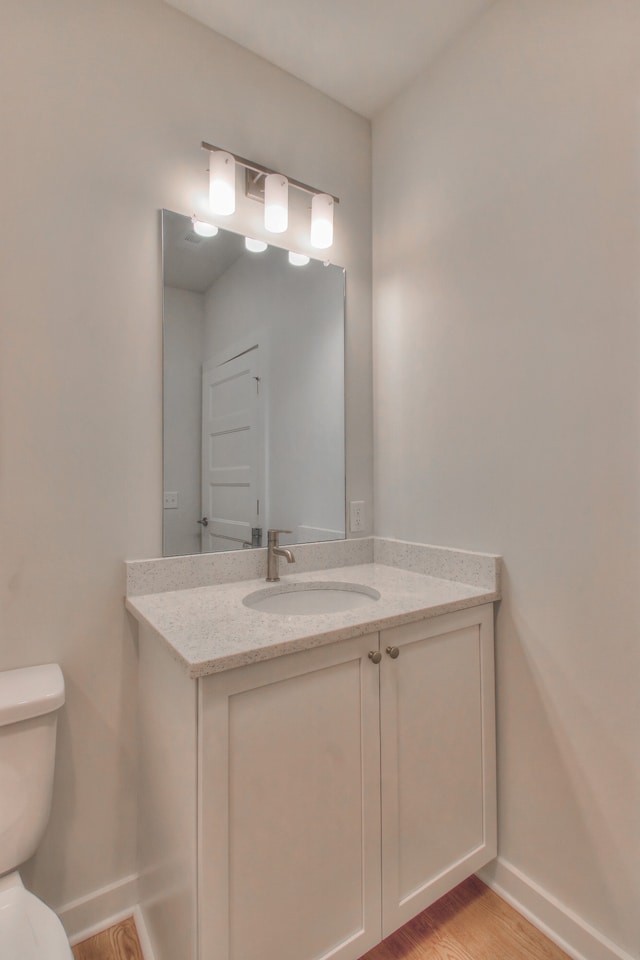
0,664,73,959
0,872,73,959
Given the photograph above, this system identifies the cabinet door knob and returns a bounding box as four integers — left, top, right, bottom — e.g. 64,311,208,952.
386,646,400,659
368,650,382,664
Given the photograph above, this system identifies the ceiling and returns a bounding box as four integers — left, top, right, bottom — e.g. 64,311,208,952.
163,0,495,118
163,209,244,293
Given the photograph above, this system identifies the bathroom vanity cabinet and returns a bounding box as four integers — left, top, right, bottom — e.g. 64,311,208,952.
136,602,496,960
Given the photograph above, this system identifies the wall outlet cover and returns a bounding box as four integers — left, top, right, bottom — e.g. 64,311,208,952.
349,500,365,533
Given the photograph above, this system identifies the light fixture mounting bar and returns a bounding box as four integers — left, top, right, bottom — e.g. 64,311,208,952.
201,141,339,204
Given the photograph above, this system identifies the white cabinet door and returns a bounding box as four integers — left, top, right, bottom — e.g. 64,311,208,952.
379,604,496,937
198,633,382,960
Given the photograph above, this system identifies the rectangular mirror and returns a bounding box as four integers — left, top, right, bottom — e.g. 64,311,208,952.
162,209,346,556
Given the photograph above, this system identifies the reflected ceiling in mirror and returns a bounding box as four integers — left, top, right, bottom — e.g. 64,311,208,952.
162,210,346,557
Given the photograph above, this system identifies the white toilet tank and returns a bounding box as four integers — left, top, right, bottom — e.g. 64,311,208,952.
0,665,65,877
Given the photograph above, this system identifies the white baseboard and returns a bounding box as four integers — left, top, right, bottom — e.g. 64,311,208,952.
59,873,138,944
133,904,157,960
55,859,635,960
478,859,636,960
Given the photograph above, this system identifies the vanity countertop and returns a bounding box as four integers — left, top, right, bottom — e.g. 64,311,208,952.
126,559,499,678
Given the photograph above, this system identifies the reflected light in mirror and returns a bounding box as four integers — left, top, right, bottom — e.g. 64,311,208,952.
192,217,219,238
245,237,268,253
288,251,310,266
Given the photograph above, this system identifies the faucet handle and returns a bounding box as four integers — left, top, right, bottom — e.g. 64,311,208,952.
267,528,292,544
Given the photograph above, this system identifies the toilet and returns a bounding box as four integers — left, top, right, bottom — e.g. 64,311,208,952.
0,664,73,959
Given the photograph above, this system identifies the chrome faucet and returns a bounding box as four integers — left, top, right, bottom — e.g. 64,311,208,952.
266,529,296,582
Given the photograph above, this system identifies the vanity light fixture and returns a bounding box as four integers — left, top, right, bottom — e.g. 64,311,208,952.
264,174,288,233
288,251,310,266
191,217,219,238
310,194,334,249
245,237,268,253
201,141,339,249
209,150,236,216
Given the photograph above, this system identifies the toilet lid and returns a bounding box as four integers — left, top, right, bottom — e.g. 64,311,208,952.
0,882,73,960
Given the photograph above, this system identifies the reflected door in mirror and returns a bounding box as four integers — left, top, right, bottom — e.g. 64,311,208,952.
201,347,261,552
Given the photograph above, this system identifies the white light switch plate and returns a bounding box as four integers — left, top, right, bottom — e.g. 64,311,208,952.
164,491,178,509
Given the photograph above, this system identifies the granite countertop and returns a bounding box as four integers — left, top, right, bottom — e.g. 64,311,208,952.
126,559,499,678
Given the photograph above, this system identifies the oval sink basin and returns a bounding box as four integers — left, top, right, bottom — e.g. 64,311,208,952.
243,581,380,615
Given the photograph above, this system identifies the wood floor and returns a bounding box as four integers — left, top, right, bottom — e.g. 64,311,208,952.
359,876,570,960
71,876,571,960
72,915,143,960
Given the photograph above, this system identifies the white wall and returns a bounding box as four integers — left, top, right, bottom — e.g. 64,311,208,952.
373,1,639,956
0,0,371,921
203,249,345,540
163,286,204,557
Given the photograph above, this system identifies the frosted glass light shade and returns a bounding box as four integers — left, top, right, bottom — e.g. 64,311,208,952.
288,251,310,266
310,193,334,249
245,237,268,253
209,151,236,216
192,218,218,238
264,174,288,233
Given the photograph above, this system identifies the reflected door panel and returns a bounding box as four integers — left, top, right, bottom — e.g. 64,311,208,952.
201,348,261,552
